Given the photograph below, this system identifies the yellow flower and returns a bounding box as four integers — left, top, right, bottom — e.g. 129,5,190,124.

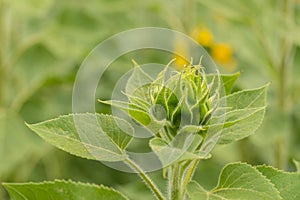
211,43,236,71
211,43,233,64
192,27,214,47
174,37,189,69
175,55,189,68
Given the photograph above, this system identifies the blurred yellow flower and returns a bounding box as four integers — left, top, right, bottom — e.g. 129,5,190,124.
175,55,189,68
192,27,214,47
174,26,236,71
212,43,232,64
174,37,189,69
211,43,236,71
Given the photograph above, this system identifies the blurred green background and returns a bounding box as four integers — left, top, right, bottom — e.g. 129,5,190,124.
0,0,300,199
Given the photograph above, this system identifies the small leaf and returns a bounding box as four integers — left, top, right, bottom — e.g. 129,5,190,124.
256,165,300,200
187,162,281,200
99,99,151,126
3,180,128,200
99,99,168,134
150,131,204,167
27,113,133,162
207,72,240,95
125,61,153,99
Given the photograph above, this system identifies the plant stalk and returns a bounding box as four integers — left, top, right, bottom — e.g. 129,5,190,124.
181,160,199,191
0,0,5,108
275,0,294,170
168,159,200,200
125,158,166,200
168,163,183,200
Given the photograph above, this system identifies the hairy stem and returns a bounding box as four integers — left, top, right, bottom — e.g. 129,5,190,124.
168,160,200,200
125,158,166,200
182,160,199,192
168,163,182,200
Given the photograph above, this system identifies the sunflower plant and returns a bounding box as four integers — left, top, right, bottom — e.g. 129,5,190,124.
3,60,300,200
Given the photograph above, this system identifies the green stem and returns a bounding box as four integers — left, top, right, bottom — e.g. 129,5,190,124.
168,160,200,200
274,0,294,170
251,25,278,78
182,160,199,192
168,163,183,200
125,158,166,200
0,0,5,108
278,0,294,112
275,140,284,169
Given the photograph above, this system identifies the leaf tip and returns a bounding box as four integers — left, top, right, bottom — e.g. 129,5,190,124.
131,59,139,67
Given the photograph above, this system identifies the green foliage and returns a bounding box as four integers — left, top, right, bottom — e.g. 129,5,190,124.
3,180,128,200
149,133,205,167
11,61,281,200
26,113,133,162
207,72,240,95
256,165,300,199
2,1,300,199
188,163,300,200
217,85,268,144
196,0,300,171
0,112,45,179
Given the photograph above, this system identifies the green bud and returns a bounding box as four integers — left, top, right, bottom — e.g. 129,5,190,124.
127,63,213,137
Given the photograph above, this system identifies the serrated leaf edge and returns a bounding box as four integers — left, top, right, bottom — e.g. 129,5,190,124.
26,113,132,161
3,179,129,200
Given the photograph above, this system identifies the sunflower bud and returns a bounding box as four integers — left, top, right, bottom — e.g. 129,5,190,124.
126,62,213,138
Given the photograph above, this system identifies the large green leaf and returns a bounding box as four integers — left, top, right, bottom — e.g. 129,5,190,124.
215,85,268,144
256,165,300,200
3,180,128,200
225,84,268,110
217,108,265,144
27,113,133,162
187,162,281,200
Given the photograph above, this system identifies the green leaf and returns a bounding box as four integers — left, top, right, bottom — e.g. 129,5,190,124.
150,137,200,167
225,84,269,110
187,162,281,200
256,165,300,200
207,72,240,95
149,130,206,166
186,181,210,199
216,84,269,144
125,60,153,99
217,108,265,144
294,159,300,173
3,180,128,200
27,113,133,162
99,99,152,126
0,112,46,179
